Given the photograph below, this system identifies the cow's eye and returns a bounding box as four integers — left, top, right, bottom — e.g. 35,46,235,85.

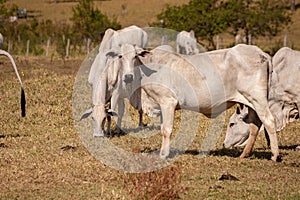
229,123,235,127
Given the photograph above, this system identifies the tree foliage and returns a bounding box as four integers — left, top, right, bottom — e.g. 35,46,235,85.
224,0,291,44
154,0,229,49
154,0,291,49
70,0,120,43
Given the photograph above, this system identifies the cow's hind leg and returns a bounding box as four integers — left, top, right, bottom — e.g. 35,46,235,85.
138,110,147,127
240,108,262,159
256,107,279,161
160,104,176,159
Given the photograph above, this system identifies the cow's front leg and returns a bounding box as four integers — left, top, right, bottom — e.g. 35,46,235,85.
115,98,125,135
105,114,112,137
240,108,262,159
138,110,147,127
160,104,175,159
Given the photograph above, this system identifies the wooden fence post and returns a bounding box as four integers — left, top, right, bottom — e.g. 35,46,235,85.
248,34,252,45
8,40,11,53
283,31,288,47
66,38,70,57
26,40,30,56
86,38,91,54
46,38,51,57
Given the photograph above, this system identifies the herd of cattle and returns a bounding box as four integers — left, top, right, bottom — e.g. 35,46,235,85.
1,25,299,162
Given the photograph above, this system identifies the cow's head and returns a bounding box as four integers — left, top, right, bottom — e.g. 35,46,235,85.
223,105,250,148
92,104,106,137
185,41,194,55
106,44,150,85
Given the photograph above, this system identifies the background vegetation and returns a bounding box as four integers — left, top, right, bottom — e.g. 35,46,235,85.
154,0,291,50
0,0,299,57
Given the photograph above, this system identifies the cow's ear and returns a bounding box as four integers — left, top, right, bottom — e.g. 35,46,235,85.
138,50,151,57
239,103,244,110
106,51,119,58
80,108,93,120
140,64,157,77
236,107,241,115
241,113,249,123
105,109,118,117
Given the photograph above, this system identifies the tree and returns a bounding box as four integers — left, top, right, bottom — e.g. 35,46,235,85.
70,0,120,43
153,0,291,49
153,0,229,49
224,0,291,44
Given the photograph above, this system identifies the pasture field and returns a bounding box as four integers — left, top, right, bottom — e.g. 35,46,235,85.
0,55,299,199
1,0,300,199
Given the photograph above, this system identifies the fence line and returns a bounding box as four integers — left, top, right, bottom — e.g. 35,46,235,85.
2,32,296,57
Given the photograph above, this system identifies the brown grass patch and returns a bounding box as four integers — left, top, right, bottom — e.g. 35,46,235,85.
0,56,299,199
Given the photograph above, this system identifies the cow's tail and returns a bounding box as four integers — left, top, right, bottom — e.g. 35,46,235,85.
0,49,26,117
21,87,26,117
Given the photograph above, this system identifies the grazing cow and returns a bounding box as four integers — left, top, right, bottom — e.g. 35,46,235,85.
0,49,26,117
0,33,3,49
176,30,199,55
83,25,148,136
109,43,279,161
82,44,161,137
224,105,266,148
224,47,300,149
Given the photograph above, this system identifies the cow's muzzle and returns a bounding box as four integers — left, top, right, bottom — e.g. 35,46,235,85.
124,74,133,84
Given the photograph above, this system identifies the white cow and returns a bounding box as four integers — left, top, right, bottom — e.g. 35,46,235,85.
88,25,148,85
224,47,300,150
109,43,279,161
224,105,267,148
82,26,149,137
0,49,26,117
0,33,3,49
176,30,199,55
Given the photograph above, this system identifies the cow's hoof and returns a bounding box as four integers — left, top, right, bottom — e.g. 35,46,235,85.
114,128,125,136
139,123,147,128
160,154,167,159
160,150,169,159
93,132,105,137
239,152,249,159
271,154,282,162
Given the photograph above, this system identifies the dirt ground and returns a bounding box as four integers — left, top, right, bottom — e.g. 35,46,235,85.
0,56,299,199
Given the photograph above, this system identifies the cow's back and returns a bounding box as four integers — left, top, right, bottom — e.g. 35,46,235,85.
89,26,148,84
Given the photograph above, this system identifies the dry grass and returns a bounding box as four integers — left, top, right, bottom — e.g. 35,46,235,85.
0,56,299,199
1,1,300,199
